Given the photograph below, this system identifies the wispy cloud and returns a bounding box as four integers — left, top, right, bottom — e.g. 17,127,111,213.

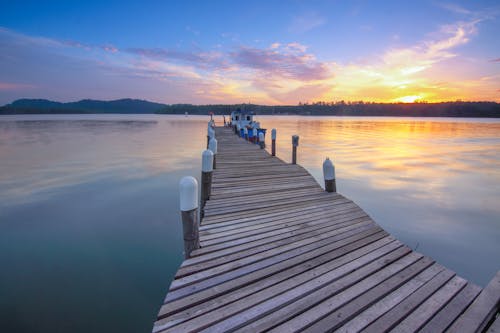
0,13,498,106
0,82,35,90
383,20,479,72
231,44,330,81
126,47,230,71
437,2,473,15
328,17,500,102
289,12,326,33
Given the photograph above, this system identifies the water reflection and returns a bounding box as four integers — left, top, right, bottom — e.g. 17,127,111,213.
258,116,500,287
0,116,208,207
0,115,499,333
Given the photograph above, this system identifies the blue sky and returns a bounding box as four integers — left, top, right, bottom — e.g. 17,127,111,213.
0,0,499,104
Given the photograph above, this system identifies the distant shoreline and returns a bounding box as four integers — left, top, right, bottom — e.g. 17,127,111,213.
1,98,499,118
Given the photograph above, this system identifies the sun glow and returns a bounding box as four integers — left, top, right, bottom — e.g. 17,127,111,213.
396,95,423,103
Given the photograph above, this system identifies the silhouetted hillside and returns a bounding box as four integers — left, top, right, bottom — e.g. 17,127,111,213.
1,99,499,117
157,101,500,117
0,98,166,114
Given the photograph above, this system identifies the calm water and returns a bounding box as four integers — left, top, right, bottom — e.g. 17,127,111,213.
0,114,499,332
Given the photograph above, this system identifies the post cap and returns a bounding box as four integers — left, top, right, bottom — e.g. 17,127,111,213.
323,157,336,180
271,128,277,140
202,149,214,172
292,135,299,147
208,137,218,154
179,176,198,211
207,126,215,138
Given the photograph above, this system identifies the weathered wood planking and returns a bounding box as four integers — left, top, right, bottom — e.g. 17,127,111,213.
153,126,499,333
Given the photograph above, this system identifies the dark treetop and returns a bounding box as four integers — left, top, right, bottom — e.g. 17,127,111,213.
1,99,499,117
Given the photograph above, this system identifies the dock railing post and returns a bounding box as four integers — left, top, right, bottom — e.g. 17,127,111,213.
271,128,277,156
209,137,218,169
201,149,214,217
179,176,199,259
259,132,265,149
207,125,215,149
323,157,336,192
292,135,299,164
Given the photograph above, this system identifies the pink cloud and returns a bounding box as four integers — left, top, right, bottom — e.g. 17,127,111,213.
0,82,35,90
232,46,331,81
102,45,118,53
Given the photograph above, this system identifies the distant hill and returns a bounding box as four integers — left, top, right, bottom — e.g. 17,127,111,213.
156,101,500,117
0,98,166,114
1,99,499,117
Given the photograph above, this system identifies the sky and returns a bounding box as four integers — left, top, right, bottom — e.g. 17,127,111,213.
0,0,499,105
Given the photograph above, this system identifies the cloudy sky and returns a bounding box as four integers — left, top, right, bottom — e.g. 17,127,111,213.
0,0,499,105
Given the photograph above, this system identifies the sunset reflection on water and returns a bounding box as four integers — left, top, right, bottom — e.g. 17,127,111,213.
259,115,500,287
0,114,499,332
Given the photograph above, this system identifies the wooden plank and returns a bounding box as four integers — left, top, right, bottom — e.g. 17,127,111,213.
173,218,374,290
299,257,436,332
201,196,344,226
192,212,372,258
177,209,362,278
209,250,420,333
390,275,468,332
153,127,492,333
335,263,445,333
448,270,500,333
157,241,409,333
419,283,482,333
200,206,363,247
487,315,500,333
159,231,392,319
203,192,338,218
166,223,381,300
155,236,398,331
199,199,352,236
359,268,456,332
155,237,399,332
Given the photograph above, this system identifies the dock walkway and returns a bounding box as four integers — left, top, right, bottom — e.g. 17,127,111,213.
153,126,499,332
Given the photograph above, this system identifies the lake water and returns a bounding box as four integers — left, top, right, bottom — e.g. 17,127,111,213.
1,114,499,332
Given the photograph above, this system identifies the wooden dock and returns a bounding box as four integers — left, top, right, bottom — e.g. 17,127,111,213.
153,126,500,332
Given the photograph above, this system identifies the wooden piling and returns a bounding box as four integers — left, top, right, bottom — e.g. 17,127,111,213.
179,176,199,259
259,132,265,149
209,137,218,169
200,150,214,215
292,135,299,164
271,128,276,156
155,126,499,333
323,157,336,192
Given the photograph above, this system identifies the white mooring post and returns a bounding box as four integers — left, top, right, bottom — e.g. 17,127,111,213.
208,137,218,169
179,176,199,259
323,157,336,192
271,128,277,156
259,132,265,149
201,149,214,216
207,126,215,149
292,135,299,164
244,127,248,141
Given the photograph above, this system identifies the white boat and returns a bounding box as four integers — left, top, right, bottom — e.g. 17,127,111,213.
229,108,266,143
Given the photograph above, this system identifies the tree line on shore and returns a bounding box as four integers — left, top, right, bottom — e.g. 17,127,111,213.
1,98,499,117
158,101,500,117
